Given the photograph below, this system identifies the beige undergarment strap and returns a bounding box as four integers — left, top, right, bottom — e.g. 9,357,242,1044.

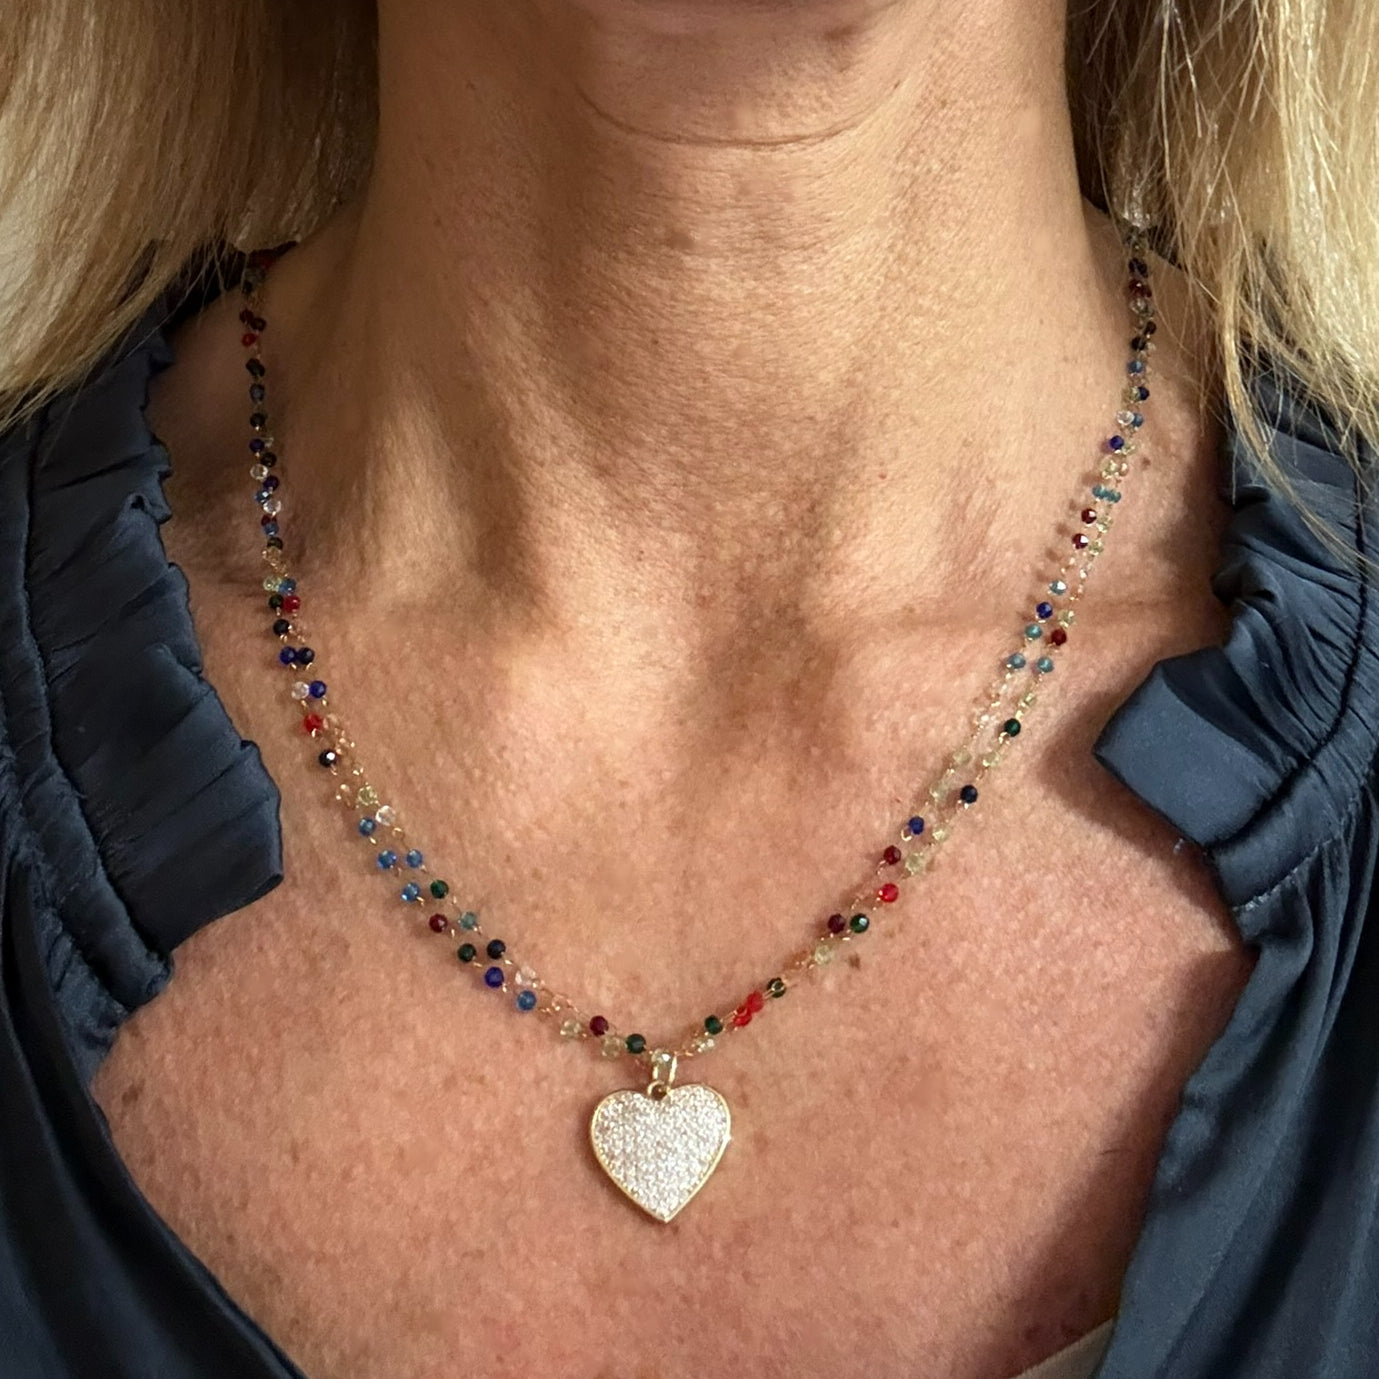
1007,1319,1115,1379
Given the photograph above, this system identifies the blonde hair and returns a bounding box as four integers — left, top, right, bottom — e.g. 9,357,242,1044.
2,0,1377,489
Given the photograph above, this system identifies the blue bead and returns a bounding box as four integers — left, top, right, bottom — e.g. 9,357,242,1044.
254,488,271,504
1007,652,1027,670
516,989,538,1011
1025,623,1042,640
405,849,424,868
400,883,421,903
377,849,398,869
1131,411,1144,427
484,966,505,989
1127,359,1145,375
308,680,327,698
262,521,279,538
278,578,297,594
1035,602,1054,620
958,784,979,805
358,818,377,837
459,911,480,930
907,815,925,835
1036,656,1055,673
249,383,266,402
278,647,296,666
1108,435,1125,451
295,647,315,665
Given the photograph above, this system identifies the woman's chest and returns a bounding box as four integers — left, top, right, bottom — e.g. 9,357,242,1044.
91,752,1253,1379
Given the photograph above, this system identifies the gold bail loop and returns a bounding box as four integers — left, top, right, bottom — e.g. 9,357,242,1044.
646,1050,678,1099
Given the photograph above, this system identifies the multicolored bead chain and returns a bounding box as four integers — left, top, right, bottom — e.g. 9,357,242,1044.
239,231,1155,1084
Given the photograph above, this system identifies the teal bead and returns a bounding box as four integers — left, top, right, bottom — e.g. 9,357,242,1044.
457,943,477,963
767,977,787,998
1036,656,1055,673
1049,579,1068,595
705,1015,724,1035
459,911,479,930
1025,623,1042,640
626,1033,647,1055
1002,718,1021,737
1007,652,1027,670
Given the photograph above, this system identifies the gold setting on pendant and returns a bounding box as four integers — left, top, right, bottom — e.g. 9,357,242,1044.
589,1054,731,1222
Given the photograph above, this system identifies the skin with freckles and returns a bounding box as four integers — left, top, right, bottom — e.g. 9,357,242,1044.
91,2,1254,1376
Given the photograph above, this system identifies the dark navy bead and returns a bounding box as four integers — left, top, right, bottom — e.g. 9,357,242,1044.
260,452,278,468
405,849,424,868
262,474,280,491
486,938,506,959
262,521,279,537
907,815,925,835
400,883,421,903
254,489,271,504
295,647,315,666
1137,385,1150,400
249,437,266,453
377,849,398,869
958,784,979,805
272,618,290,636
308,680,327,698
249,383,266,402
1108,435,1126,450
1035,601,1054,620
358,818,377,837
484,966,505,988
278,647,297,666
1127,359,1145,375
516,989,538,1011
317,749,338,768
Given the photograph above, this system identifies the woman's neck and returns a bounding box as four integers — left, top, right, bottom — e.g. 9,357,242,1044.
250,0,1186,640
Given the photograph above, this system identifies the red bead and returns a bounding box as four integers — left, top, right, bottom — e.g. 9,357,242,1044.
878,882,900,903
242,333,259,348
281,593,301,613
1081,508,1097,524
1072,533,1090,549
746,989,765,1014
731,1004,753,1028
882,845,902,866
239,308,256,325
827,912,847,934
589,1015,609,1036
1050,627,1068,646
301,713,324,734
428,913,448,933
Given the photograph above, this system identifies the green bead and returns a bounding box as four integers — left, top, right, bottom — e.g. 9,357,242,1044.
705,1015,723,1036
849,913,870,934
1003,718,1021,737
625,1033,647,1055
767,977,786,998
457,943,477,963
429,879,449,899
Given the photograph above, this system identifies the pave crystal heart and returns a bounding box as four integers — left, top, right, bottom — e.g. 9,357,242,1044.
589,1083,732,1222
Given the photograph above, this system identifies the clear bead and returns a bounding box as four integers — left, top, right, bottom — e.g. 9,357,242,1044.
375,805,396,827
290,682,310,700
261,497,282,517
814,939,836,964
1116,410,1136,427
904,852,930,875
932,826,950,843
249,463,268,480
559,1018,582,1040
357,785,379,808
1058,610,1076,627
600,1034,623,1060
514,966,538,987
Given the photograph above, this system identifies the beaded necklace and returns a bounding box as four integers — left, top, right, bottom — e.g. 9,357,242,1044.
238,228,1156,1221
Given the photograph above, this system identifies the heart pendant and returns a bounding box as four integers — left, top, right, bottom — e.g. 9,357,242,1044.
589,1081,731,1222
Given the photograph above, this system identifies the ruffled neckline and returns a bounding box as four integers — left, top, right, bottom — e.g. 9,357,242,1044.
13,280,1377,1033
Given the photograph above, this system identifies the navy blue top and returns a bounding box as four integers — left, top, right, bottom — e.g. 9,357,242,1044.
1,278,1377,1377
